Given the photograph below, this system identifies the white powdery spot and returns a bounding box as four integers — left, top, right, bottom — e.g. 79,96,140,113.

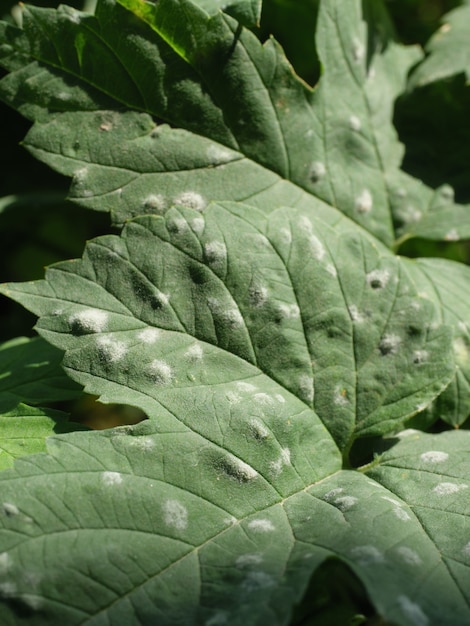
0,552,11,575
69,308,108,334
163,499,188,530
379,334,402,356
396,546,422,566
445,228,459,242
235,554,263,568
168,217,189,234
309,161,326,183
249,284,269,308
433,482,468,496
225,391,242,404
249,419,269,440
280,227,292,245
144,194,166,213
348,305,364,322
413,350,429,364
242,571,276,592
333,496,358,512
397,595,429,626
323,488,344,501
462,542,470,558
247,519,275,532
206,144,233,165
420,451,449,464
326,264,337,277
393,507,411,522
237,382,258,393
270,448,291,476
396,429,420,438
191,217,205,234
96,336,128,362
254,392,275,406
355,189,373,214
298,374,314,403
208,298,244,328
366,269,390,289
2,503,19,517
278,303,300,319
185,343,203,360
228,458,258,482
334,386,349,406
154,292,170,307
453,337,469,366
102,471,123,486
349,115,361,131
275,394,286,403
204,241,227,264
309,235,326,261
138,328,161,344
174,191,206,212
350,545,384,566
148,360,174,385
352,37,365,62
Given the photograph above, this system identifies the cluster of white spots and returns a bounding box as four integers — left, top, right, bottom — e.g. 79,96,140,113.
462,542,470,558
453,337,469,366
249,284,269,308
138,328,161,344
432,482,468,496
355,189,373,214
298,374,314,403
247,518,275,532
366,269,390,290
174,191,206,212
204,241,227,265
235,554,263,568
352,37,365,62
102,471,123,486
270,447,291,476
420,450,449,464
278,303,300,319
184,343,203,360
190,217,205,234
69,308,108,334
445,229,459,242
96,336,128,362
237,382,258,393
350,545,384,566
206,144,233,165
334,386,349,407
326,264,337,277
148,359,174,385
2,503,19,517
412,350,429,364
249,419,269,440
163,499,188,530
309,161,326,183
349,115,361,131
397,595,429,626
144,194,166,214
348,305,364,323
379,334,402,356
309,235,326,261
242,571,276,592
227,457,258,482
396,546,422,566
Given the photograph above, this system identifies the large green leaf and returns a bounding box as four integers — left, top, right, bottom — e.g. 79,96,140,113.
1,0,469,244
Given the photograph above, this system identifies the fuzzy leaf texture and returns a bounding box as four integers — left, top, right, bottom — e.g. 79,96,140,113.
0,0,469,243
0,202,464,625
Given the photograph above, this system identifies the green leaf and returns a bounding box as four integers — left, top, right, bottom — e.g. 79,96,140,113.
0,403,82,470
0,336,82,413
192,0,262,28
1,0,469,244
408,2,470,89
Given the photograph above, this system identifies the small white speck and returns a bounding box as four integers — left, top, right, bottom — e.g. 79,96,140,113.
163,499,188,530
2,503,19,516
440,184,454,201
191,217,205,234
148,359,174,385
144,194,166,213
349,115,361,131
352,38,365,62
458,321,468,333
69,308,108,334
420,451,449,464
174,191,206,212
433,482,468,496
366,269,390,289
138,328,161,344
204,241,227,264
396,546,422,566
397,595,429,626
66,8,81,23
355,189,373,214
247,519,275,532
270,448,291,476
235,554,263,568
19,594,43,610
309,235,326,261
445,229,459,241
350,545,384,565
102,471,123,486
309,161,326,183
185,343,203,360
154,292,170,306
96,336,128,362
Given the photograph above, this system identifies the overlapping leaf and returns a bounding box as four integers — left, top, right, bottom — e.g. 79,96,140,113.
1,0,469,243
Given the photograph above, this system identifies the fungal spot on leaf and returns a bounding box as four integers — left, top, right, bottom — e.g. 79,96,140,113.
379,334,401,356
348,305,364,322
207,298,244,328
138,328,161,344
150,292,170,310
349,115,361,131
143,194,166,214
396,547,422,566
420,450,449,464
270,448,291,476
298,374,314,403
278,303,300,320
412,350,429,364
333,495,358,511
163,499,188,530
206,144,233,165
366,269,390,290
350,545,384,566
309,235,325,261
220,455,258,482
185,343,203,360
249,418,269,441
147,360,174,385
247,518,275,532
96,336,128,362
190,217,205,234
235,554,263,568
2,503,19,517
204,241,227,265
236,382,258,393
397,596,429,626
101,471,123,486
174,191,206,212
249,284,268,308
167,217,189,234
462,542,470,558
352,38,365,62
69,308,108,334
355,189,373,214
0,552,11,575
326,264,337,277
309,161,326,183
432,482,468,496
334,386,349,406
453,337,470,366
445,229,459,242
242,571,276,592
